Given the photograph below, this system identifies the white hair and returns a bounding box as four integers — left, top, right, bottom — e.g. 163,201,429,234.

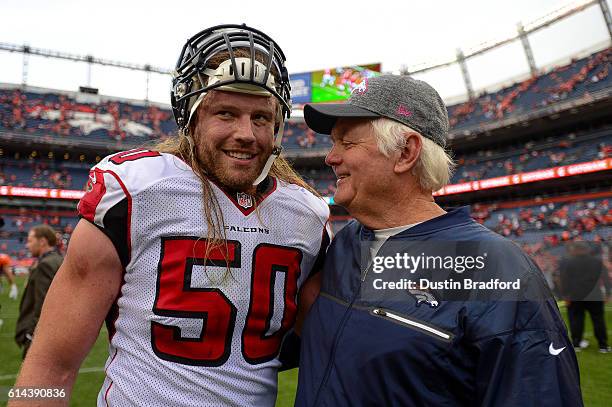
370,117,455,192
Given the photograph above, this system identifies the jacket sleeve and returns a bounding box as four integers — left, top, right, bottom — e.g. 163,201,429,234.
31,260,58,332
277,329,301,371
558,258,569,299
472,301,583,407
602,260,611,297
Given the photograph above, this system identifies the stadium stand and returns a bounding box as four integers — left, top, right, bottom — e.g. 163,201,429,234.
447,47,611,129
0,87,175,143
1,46,610,263
450,126,611,183
475,196,612,242
0,157,89,189
1,47,609,149
1,123,608,191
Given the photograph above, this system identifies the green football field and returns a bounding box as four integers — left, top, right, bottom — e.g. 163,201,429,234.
1,275,610,406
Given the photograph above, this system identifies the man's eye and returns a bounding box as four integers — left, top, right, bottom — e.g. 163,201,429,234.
217,111,232,118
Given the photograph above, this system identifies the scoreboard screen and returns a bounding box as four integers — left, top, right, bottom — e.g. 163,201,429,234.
290,63,381,104
311,64,381,103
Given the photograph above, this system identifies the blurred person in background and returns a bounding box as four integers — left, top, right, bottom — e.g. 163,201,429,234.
0,252,18,300
14,224,63,359
560,241,610,353
0,252,19,330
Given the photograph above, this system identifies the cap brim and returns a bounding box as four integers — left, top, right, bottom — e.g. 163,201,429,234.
304,103,380,135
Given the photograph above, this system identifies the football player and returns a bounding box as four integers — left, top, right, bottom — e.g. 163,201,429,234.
12,24,329,406
0,253,18,300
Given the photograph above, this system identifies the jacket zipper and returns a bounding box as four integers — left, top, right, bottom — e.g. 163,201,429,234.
371,308,452,341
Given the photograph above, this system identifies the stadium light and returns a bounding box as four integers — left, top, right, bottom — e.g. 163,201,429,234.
406,0,600,74
0,42,171,75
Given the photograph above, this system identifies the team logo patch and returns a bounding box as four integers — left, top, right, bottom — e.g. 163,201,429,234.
408,288,439,308
236,192,254,209
396,104,413,118
86,172,96,193
351,78,368,95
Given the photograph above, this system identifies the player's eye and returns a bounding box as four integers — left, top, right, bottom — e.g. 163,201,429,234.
216,110,233,118
253,114,272,125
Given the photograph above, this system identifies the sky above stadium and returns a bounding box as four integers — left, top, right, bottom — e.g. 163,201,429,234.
0,0,610,104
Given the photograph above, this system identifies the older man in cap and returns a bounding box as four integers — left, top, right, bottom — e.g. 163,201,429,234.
295,75,582,406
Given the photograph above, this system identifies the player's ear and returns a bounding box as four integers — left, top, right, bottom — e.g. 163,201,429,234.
394,132,421,174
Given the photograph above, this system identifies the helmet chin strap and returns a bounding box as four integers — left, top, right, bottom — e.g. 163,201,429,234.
252,120,284,186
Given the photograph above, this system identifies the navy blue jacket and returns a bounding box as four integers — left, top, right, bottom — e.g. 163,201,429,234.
296,207,582,407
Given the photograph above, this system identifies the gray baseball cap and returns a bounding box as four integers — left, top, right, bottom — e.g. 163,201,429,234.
304,75,449,147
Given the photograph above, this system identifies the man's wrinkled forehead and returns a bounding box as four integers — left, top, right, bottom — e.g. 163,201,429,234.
330,118,374,141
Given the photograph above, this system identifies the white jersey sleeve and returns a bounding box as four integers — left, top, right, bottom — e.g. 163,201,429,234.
77,148,164,266
273,180,331,280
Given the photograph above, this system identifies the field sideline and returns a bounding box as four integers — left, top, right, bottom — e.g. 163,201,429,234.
1,276,610,406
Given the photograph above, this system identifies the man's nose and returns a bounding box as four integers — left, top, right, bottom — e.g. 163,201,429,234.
325,144,341,167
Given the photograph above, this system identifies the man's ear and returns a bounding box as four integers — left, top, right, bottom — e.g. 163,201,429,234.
394,132,422,174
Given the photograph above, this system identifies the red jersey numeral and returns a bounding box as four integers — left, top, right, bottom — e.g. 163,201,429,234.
151,238,302,366
110,149,161,165
242,244,302,363
152,237,240,366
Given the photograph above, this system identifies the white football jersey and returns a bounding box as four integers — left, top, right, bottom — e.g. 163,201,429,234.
77,149,330,407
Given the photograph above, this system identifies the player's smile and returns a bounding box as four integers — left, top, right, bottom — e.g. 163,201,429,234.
194,90,277,192
223,149,259,167
224,150,257,161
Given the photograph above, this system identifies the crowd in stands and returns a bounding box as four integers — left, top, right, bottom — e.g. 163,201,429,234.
0,158,89,190
299,167,337,196
472,198,611,243
0,124,609,192
283,122,322,149
1,47,609,150
457,197,611,290
0,88,175,143
542,48,611,106
471,197,612,292
448,47,611,129
451,128,610,183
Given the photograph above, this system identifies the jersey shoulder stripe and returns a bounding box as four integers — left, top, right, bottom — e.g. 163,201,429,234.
77,150,187,266
93,149,192,196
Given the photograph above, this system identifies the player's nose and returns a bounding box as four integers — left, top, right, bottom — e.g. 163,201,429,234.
232,116,257,144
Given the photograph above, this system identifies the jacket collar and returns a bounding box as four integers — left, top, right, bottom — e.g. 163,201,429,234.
358,206,473,241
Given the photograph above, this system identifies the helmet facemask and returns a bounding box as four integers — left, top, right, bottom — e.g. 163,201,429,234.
171,24,291,186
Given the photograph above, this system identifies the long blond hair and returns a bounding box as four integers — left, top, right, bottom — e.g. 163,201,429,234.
154,106,319,274
155,46,319,276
